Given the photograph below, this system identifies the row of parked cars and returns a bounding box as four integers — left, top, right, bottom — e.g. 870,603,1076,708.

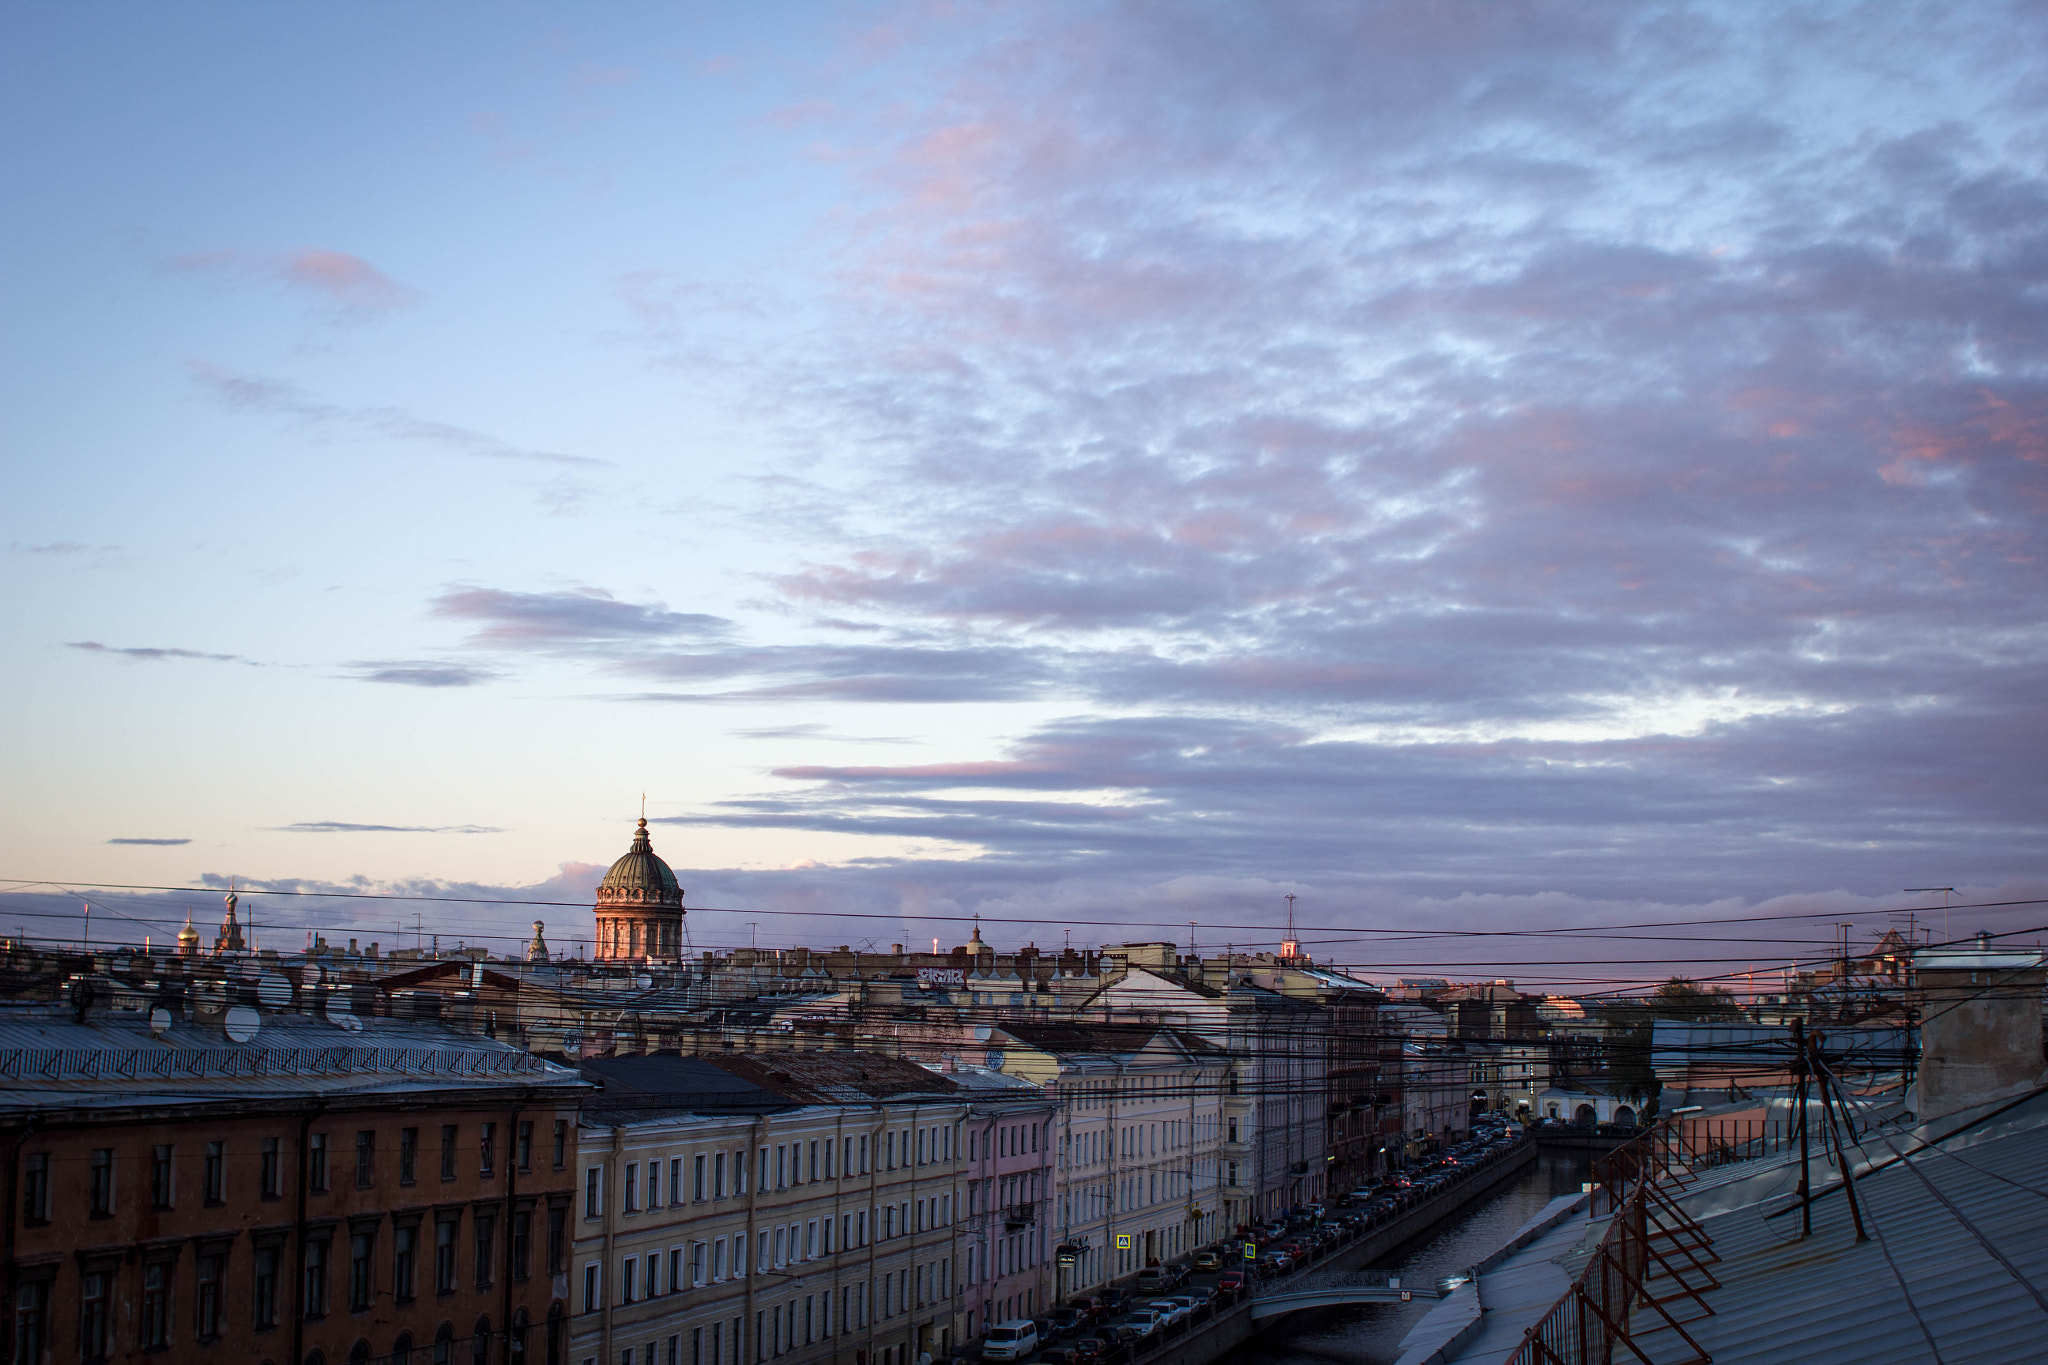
980,1123,1533,1362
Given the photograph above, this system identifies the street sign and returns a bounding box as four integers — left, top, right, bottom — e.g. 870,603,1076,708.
1243,1243,1257,1259
1115,1234,1132,1251
1401,1291,1413,1302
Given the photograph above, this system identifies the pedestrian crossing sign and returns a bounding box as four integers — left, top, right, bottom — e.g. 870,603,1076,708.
1115,1234,1132,1250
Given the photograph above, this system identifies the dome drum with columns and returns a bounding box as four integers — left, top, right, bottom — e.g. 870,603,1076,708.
594,817,685,964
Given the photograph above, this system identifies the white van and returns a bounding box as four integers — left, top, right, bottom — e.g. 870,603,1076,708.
981,1320,1040,1361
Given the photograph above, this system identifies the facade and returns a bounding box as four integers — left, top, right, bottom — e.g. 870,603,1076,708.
983,1023,1228,1290
1,1002,584,1365
568,1052,971,1365
947,1068,1055,1339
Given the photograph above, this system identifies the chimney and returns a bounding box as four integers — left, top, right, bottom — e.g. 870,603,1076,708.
1910,938,2047,1122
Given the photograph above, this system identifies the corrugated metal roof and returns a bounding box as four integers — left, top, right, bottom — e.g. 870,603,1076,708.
1628,1099,2048,1364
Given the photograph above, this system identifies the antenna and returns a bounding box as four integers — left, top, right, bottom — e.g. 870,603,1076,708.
1906,888,1956,944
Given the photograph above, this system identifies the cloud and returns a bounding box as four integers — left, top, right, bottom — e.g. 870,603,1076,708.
107,837,191,846
171,248,420,319
11,542,103,555
341,660,499,688
276,822,506,835
188,362,607,469
68,641,244,663
431,587,733,647
730,724,916,744
584,0,2048,909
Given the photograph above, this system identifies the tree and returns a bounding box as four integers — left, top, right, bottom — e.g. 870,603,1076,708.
1599,978,1743,1113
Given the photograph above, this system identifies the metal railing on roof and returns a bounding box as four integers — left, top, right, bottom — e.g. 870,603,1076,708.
1507,1117,1765,1365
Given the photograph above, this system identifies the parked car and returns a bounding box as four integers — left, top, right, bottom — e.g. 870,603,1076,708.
1046,1308,1088,1338
981,1320,1040,1361
1109,1310,1163,1340
1193,1247,1221,1271
1217,1270,1249,1296
1069,1339,1110,1364
1135,1266,1172,1293
1144,1299,1191,1328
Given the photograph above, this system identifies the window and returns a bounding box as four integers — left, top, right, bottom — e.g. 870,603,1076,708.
351,1232,376,1311
585,1168,602,1218
401,1128,419,1185
481,1124,496,1178
357,1131,376,1189
712,1238,726,1282
254,1245,281,1328
774,1145,785,1191
620,1259,635,1306
305,1237,330,1318
518,1122,534,1172
310,1133,329,1193
690,1242,705,1288
548,1205,567,1275
89,1148,114,1216
859,1135,868,1174
394,1333,414,1365
649,1161,663,1209
442,1126,458,1181
824,1141,835,1180
474,1212,496,1289
885,1132,895,1170
472,1318,491,1365
624,1163,638,1212
263,1137,283,1199
436,1219,459,1294
21,1153,49,1223
80,1268,110,1359
513,1210,533,1281
200,1140,226,1205
692,1155,705,1202
143,1268,173,1350
583,1264,600,1314
436,1323,456,1365
713,1152,726,1200
13,1276,49,1365
669,1248,683,1294
395,1225,418,1302
196,1251,224,1339
553,1120,568,1170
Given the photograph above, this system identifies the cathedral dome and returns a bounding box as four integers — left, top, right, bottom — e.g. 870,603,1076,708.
596,818,683,908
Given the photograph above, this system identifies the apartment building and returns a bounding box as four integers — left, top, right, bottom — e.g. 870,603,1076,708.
0,1002,584,1365
981,1023,1228,1292
568,1052,971,1365
944,1066,1055,1339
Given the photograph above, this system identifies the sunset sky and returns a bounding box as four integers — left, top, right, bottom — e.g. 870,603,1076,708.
4,1,2043,980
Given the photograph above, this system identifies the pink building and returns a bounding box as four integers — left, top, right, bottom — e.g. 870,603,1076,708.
950,1065,1058,1338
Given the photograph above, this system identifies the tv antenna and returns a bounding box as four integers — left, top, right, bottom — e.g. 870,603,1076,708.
1906,888,1956,944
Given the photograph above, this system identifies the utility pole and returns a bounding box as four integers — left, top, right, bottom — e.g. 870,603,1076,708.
1792,1018,1812,1238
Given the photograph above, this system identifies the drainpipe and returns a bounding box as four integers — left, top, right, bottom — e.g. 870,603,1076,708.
600,1124,623,1365
744,1116,764,1363
290,1106,319,1365
501,1097,526,1360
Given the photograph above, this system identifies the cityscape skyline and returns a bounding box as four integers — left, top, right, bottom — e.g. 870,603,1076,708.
5,2,2044,964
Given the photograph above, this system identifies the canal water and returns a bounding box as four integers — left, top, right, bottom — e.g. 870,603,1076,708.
1233,1149,1594,1365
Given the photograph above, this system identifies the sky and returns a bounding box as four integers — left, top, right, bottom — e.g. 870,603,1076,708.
3,1,2044,985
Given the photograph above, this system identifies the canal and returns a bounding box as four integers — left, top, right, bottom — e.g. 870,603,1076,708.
1232,1149,1594,1365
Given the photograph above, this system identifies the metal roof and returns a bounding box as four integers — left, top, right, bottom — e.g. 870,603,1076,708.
1626,1095,2048,1364
0,1006,580,1112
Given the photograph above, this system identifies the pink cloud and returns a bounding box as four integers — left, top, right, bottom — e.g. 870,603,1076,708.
171,248,419,319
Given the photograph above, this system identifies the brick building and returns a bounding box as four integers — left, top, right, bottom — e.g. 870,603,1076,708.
2,1003,585,1365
